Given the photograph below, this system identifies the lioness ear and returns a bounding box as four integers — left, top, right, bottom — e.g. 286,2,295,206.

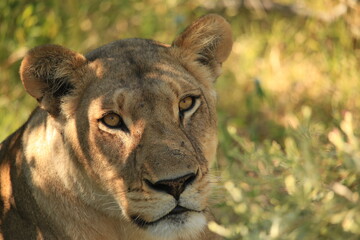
20,44,86,116
172,14,232,79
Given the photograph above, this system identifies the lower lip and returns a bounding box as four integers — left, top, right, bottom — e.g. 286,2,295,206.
132,210,195,228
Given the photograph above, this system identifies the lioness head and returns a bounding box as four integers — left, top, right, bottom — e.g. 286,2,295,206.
18,14,232,239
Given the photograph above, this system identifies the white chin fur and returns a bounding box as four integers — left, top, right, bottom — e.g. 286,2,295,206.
146,212,207,240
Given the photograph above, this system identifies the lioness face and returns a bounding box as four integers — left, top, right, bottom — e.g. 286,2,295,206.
66,39,217,238
19,14,232,239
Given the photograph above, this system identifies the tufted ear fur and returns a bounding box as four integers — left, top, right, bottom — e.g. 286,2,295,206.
20,44,87,116
172,14,233,79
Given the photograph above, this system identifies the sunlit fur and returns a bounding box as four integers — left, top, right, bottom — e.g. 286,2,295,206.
0,14,232,240
146,212,207,240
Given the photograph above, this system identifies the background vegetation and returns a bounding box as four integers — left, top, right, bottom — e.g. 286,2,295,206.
1,0,359,239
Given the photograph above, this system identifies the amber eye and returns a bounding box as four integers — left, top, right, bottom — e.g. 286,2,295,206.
101,113,124,129
179,96,195,112
102,113,121,127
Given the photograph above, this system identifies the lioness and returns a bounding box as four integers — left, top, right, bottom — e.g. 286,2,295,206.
0,14,232,240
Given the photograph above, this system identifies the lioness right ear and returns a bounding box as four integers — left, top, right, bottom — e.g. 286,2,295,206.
20,44,86,116
172,14,233,80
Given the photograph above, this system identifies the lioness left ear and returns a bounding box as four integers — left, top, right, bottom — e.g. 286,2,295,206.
172,14,233,79
20,44,86,116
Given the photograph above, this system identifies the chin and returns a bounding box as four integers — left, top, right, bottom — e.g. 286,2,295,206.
140,212,207,240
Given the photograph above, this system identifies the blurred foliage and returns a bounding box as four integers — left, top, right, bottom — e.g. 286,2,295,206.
1,0,360,239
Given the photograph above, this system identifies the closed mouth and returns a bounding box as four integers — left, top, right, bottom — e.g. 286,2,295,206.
131,205,199,228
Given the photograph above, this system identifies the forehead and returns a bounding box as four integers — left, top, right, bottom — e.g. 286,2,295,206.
84,38,200,106
86,38,178,78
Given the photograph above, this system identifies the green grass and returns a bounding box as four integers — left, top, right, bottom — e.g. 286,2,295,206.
1,0,360,239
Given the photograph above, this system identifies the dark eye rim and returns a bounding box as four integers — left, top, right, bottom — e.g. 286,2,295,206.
179,95,200,117
99,112,129,132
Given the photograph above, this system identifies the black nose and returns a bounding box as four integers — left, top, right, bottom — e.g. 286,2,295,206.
145,173,197,200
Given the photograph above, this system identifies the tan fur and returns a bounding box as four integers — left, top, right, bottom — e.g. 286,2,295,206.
0,14,232,240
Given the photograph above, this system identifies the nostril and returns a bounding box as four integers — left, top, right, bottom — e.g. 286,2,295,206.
144,172,198,200
145,179,173,195
184,172,196,186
